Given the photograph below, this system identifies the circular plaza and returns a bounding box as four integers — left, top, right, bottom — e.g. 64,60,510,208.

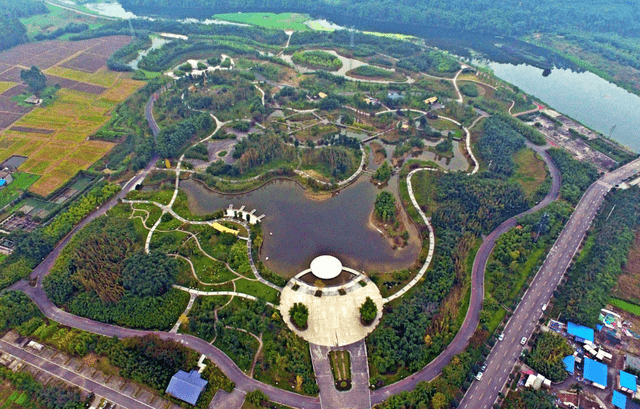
279,255,384,347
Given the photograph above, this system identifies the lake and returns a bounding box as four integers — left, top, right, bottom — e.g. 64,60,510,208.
180,177,421,277
483,62,640,152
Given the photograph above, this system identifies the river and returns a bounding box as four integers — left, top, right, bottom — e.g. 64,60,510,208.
180,177,421,277
483,62,640,152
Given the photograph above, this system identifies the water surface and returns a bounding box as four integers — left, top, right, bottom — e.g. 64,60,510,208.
180,177,421,277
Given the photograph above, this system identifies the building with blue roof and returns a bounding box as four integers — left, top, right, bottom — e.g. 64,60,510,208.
620,370,638,393
563,355,575,375
165,370,208,405
567,321,595,343
584,357,608,389
613,390,628,409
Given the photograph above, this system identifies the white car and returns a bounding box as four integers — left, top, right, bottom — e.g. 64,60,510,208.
476,372,483,381
498,333,504,341
521,337,527,345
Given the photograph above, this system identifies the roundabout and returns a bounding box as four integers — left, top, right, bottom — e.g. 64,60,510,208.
279,256,384,347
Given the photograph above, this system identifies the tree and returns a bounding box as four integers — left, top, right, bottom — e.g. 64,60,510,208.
360,296,378,325
432,392,447,409
372,161,391,183
289,302,309,330
246,390,268,406
374,191,397,222
121,251,179,297
20,66,46,96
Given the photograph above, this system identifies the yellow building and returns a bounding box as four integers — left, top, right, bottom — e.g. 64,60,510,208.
210,222,239,236
424,96,438,104
318,92,328,99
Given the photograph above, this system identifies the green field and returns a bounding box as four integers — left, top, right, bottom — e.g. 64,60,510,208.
214,12,311,31
610,298,640,316
0,172,40,209
0,387,31,409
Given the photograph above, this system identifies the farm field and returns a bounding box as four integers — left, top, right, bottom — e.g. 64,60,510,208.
214,12,311,31
0,172,40,209
0,36,142,197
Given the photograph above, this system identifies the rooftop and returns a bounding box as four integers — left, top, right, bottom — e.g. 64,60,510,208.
165,370,208,405
310,255,343,280
567,321,594,343
584,357,608,387
563,355,575,374
612,390,627,409
620,370,638,392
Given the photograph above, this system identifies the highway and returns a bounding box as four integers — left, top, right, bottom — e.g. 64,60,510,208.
459,157,640,409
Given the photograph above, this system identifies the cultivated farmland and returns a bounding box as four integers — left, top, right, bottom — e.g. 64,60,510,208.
0,36,142,196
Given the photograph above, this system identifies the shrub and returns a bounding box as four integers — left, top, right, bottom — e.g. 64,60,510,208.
360,296,377,325
289,302,309,330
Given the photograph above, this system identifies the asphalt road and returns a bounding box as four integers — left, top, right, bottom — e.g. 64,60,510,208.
6,91,321,409
0,339,157,409
459,157,640,409
371,143,561,404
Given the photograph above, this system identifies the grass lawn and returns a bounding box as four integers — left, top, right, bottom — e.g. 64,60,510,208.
0,384,31,409
329,350,351,382
235,278,280,304
510,148,548,198
0,172,40,209
214,12,311,31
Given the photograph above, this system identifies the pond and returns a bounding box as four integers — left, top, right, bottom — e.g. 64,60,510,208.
482,62,640,152
179,177,421,277
127,36,170,70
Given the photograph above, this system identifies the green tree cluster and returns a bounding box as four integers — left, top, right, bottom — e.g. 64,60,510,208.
20,66,47,96
360,297,378,325
292,50,343,71
478,116,526,177
555,187,640,326
373,161,392,183
524,332,573,382
374,191,397,222
289,302,309,330
547,148,599,205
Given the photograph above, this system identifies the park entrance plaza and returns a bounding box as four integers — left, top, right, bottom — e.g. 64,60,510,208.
279,255,384,347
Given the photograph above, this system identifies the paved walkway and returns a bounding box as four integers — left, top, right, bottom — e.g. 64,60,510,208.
310,340,371,409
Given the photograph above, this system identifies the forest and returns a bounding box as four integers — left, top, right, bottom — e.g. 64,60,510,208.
43,214,187,331
554,187,640,327
0,182,120,292
547,148,599,205
118,0,640,39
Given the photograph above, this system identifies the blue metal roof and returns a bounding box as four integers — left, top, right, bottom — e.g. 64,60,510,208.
567,322,594,343
165,370,208,405
621,370,638,392
584,357,608,387
613,390,627,409
563,355,575,374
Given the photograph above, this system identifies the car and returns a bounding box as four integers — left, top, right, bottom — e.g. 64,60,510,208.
521,337,527,345
498,333,504,341
475,372,483,381
542,303,548,311
481,364,487,372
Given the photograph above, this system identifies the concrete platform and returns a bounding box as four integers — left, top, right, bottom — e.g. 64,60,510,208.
279,280,383,347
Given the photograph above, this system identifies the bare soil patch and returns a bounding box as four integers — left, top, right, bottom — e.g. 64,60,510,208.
61,52,110,73
614,231,640,303
11,126,55,134
0,112,24,129
370,141,386,165
0,97,32,114
1,84,29,98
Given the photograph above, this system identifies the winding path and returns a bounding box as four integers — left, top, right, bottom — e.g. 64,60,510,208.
6,65,562,409
371,142,561,404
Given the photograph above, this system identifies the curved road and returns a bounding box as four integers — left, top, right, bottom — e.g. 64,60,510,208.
5,78,587,409
372,142,561,404
459,157,640,409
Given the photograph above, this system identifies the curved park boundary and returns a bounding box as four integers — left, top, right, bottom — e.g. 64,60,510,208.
8,63,566,409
